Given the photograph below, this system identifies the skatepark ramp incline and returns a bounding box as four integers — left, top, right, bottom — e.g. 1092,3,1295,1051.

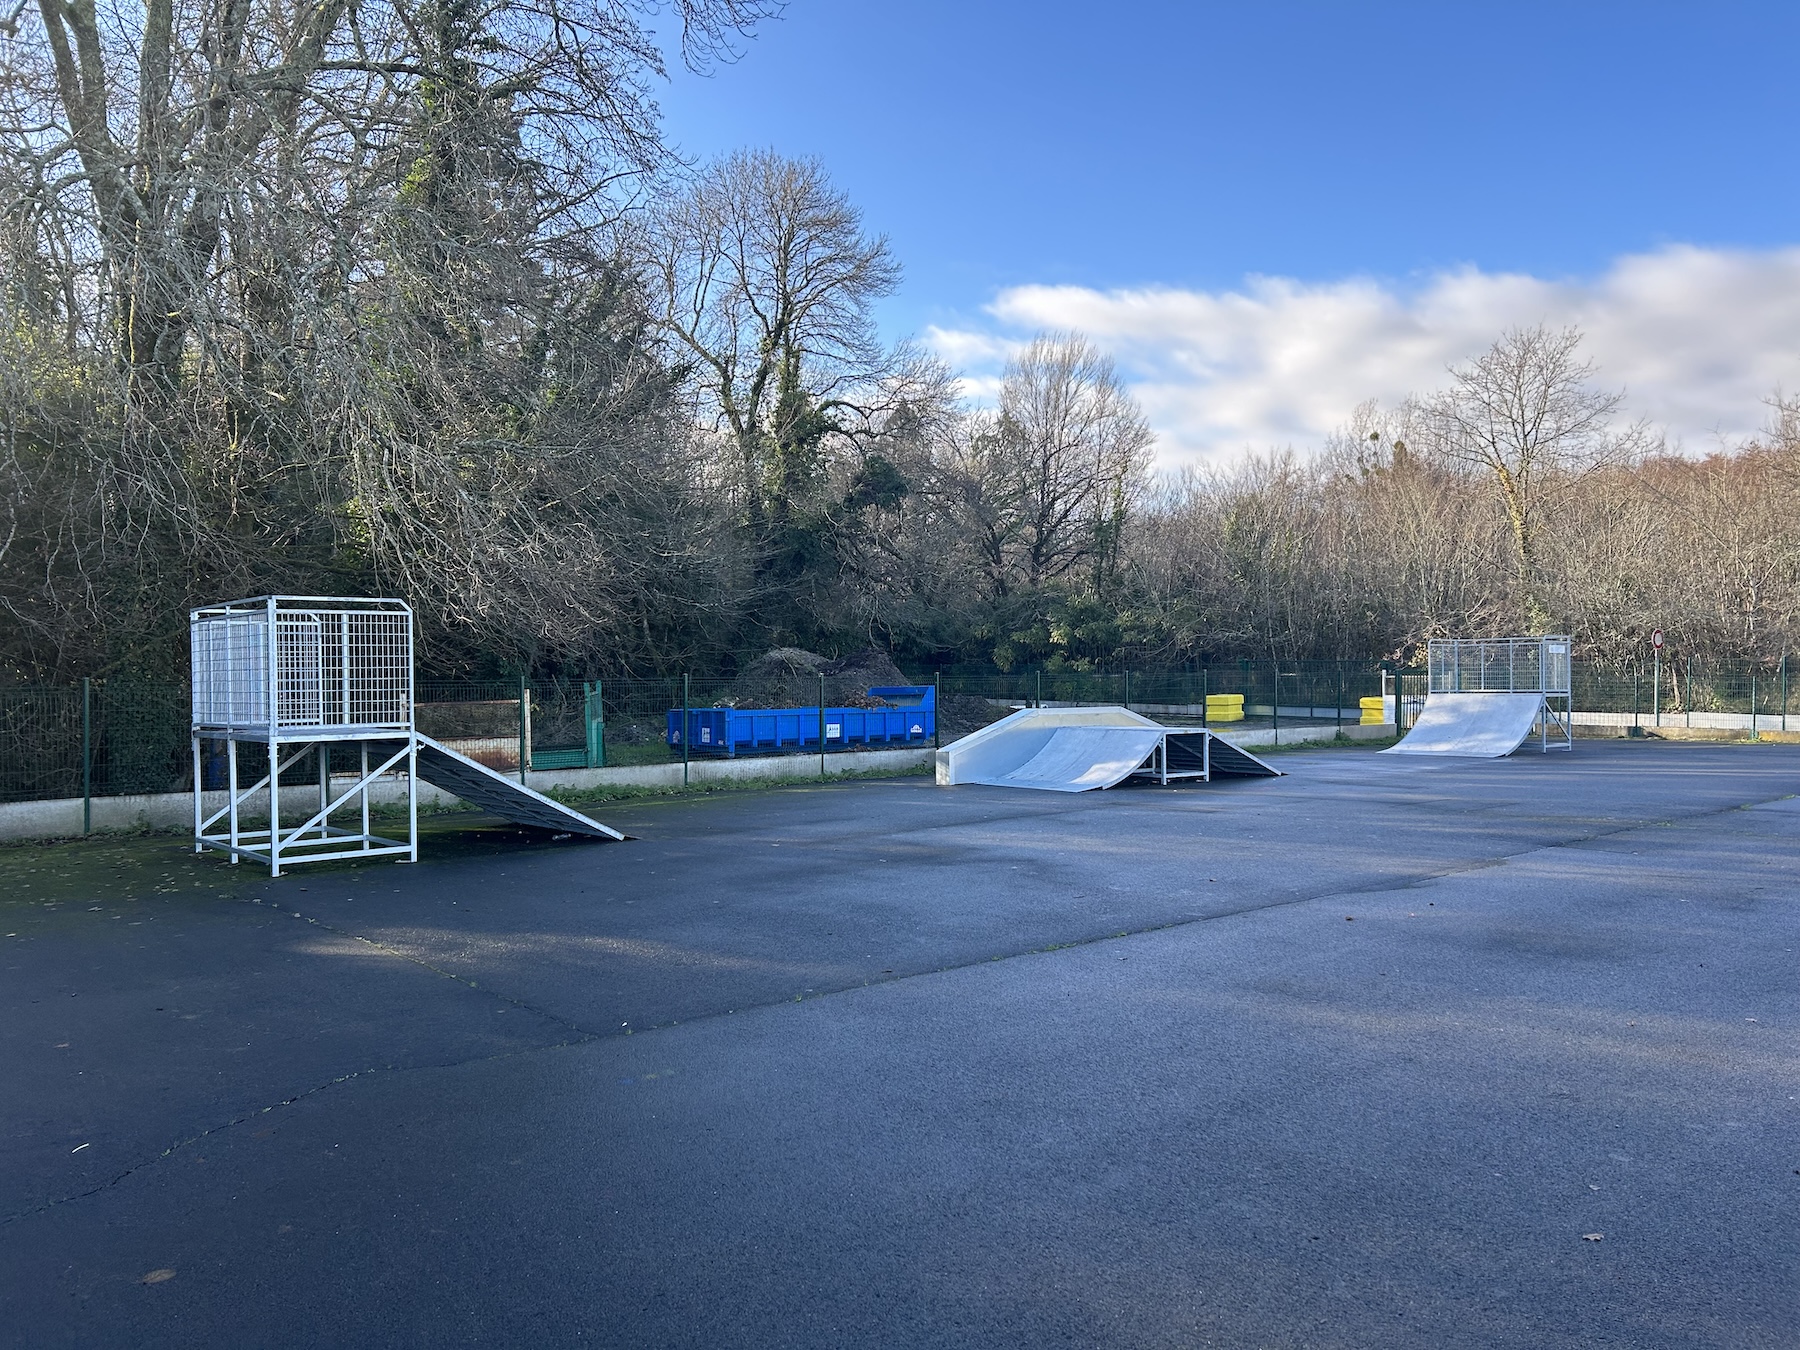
936,706,1280,792
1383,692,1549,758
1385,635,1574,757
415,734,626,839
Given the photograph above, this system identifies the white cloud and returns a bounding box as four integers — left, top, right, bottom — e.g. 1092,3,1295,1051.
926,245,1800,469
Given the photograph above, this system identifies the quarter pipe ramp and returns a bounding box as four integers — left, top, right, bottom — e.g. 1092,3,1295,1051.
936,707,1280,792
1383,692,1553,758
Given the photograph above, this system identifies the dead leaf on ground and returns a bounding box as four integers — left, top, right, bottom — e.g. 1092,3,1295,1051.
141,1268,176,1284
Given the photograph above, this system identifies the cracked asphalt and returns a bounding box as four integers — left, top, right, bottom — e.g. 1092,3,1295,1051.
2,740,1797,1348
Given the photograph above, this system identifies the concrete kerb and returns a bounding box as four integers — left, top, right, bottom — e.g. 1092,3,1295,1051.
0,746,935,844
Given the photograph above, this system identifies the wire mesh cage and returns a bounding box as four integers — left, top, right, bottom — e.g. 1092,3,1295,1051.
190,596,413,737
1428,637,1572,695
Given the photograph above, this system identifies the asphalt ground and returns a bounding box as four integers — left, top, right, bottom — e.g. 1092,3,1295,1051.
1,740,1796,1348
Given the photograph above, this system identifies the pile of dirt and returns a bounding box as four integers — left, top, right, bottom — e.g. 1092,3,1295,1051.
724,647,913,709
937,691,1016,736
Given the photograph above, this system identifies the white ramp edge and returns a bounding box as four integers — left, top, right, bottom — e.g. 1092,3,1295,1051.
1383,692,1547,758
935,707,1282,792
414,734,627,839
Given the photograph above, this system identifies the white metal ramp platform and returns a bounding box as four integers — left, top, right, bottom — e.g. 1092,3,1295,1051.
935,706,1280,792
190,595,624,875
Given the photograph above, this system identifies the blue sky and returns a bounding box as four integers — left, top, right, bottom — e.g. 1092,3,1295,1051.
650,2,1800,462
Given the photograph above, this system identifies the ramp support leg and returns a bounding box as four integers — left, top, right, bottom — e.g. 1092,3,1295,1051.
318,744,330,839
269,741,281,877
228,739,241,866
192,736,203,853
360,741,371,853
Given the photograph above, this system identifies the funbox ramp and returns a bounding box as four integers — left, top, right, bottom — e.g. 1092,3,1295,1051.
414,734,625,839
935,706,1279,793
1382,692,1547,758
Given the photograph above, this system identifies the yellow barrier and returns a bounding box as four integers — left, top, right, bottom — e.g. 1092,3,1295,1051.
1204,693,1245,722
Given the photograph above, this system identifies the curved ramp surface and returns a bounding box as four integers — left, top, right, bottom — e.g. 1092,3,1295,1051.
414,734,626,839
1384,692,1546,758
989,726,1166,792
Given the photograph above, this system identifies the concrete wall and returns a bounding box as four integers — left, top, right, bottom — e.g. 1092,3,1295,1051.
1218,723,1393,750
0,746,934,844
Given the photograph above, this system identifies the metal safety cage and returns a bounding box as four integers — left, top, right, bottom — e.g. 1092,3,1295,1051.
190,596,418,875
1426,635,1573,752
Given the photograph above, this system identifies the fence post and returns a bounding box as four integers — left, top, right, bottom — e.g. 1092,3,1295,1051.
1201,668,1208,728
819,673,827,779
1685,655,1692,728
1271,667,1280,744
82,677,92,835
1633,669,1640,732
1124,670,1131,712
934,673,941,750
586,680,605,768
517,674,530,783
1035,669,1041,709
1335,666,1343,733
1783,652,1789,733
682,674,690,789
1751,672,1758,740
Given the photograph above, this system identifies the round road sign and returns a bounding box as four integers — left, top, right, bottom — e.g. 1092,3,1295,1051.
1652,628,1665,650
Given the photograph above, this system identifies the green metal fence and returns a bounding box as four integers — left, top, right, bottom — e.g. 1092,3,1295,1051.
4,656,1793,816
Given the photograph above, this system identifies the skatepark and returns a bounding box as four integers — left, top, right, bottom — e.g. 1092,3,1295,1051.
3,728,1796,1348
1,612,1794,1346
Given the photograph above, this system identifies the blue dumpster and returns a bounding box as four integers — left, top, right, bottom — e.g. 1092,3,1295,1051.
667,685,935,757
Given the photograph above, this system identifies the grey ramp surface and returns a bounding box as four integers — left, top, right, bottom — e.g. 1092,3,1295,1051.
983,724,1164,791
1386,690,1545,757
414,733,625,839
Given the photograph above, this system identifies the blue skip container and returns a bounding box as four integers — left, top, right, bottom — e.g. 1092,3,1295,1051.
667,685,935,757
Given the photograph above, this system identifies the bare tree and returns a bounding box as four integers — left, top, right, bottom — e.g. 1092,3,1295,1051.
646,149,901,526
1421,325,1646,629
7,0,773,397
937,333,1151,598
0,0,777,674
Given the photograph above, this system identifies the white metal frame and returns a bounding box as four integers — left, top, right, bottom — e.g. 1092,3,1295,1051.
1427,635,1574,753
191,596,418,875
1133,733,1213,784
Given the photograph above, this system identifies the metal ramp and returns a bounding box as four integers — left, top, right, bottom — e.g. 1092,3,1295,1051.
936,707,1280,792
1384,692,1563,757
415,734,626,839
1385,635,1574,757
